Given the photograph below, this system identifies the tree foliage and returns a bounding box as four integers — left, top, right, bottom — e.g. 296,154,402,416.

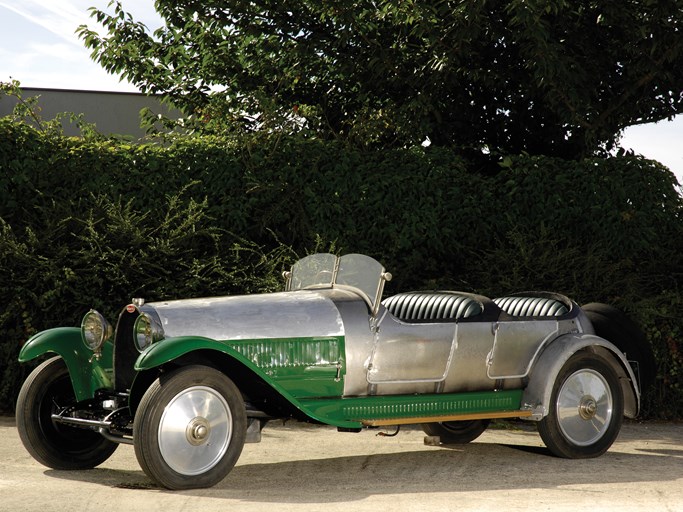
78,0,683,157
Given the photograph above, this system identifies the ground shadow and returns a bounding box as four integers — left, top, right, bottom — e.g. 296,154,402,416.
45,437,683,503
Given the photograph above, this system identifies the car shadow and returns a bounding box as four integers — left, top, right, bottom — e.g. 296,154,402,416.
44,438,683,503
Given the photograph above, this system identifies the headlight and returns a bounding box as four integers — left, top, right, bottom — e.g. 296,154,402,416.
133,312,164,352
81,309,113,352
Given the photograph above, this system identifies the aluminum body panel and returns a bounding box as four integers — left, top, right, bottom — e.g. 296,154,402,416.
332,297,592,398
332,297,376,397
368,314,456,383
488,320,560,378
365,310,589,395
148,290,345,341
442,321,498,392
365,315,497,395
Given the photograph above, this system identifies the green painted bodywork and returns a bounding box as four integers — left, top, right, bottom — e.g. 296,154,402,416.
135,336,345,398
18,327,114,402
19,329,524,429
135,335,344,398
133,334,353,426
301,389,524,423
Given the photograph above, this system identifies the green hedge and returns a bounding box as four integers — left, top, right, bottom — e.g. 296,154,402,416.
1,119,682,417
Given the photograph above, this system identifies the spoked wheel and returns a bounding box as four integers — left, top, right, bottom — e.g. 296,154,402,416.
421,419,490,444
133,365,247,490
16,356,118,469
538,352,624,458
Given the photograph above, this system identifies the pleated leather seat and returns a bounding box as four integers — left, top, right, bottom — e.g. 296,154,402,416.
493,296,568,317
383,292,483,322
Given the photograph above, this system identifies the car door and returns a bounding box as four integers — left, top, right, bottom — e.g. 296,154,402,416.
367,314,457,388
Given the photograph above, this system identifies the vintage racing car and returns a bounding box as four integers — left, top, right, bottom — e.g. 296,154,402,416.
16,253,645,489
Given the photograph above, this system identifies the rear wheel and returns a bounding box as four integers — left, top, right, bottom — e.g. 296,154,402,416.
538,352,623,458
133,365,247,490
421,419,490,444
16,356,118,469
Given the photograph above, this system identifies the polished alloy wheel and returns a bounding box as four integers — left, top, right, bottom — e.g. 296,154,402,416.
158,386,233,475
556,368,613,447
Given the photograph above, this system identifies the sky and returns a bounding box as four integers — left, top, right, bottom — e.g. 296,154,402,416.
1,0,682,185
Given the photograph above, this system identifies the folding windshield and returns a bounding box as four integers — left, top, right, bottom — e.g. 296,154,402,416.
336,254,386,309
285,253,391,314
288,253,337,290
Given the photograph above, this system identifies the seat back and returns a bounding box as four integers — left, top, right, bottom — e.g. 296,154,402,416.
493,296,568,317
382,292,483,322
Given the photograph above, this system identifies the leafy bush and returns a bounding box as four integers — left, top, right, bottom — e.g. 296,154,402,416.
1,118,682,417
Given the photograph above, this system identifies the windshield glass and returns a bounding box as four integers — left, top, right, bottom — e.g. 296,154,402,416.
288,253,337,290
336,254,386,306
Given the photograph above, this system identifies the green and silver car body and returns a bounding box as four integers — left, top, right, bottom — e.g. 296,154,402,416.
16,253,644,489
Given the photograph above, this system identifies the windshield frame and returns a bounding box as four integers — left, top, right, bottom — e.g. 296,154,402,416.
285,253,391,315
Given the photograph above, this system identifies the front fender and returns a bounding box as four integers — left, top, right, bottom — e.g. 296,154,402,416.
133,336,359,429
133,336,306,399
18,327,114,402
522,333,640,420
134,336,226,371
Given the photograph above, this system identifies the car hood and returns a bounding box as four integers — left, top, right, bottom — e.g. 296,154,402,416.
145,290,346,342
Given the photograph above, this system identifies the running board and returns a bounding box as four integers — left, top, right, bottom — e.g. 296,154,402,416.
361,409,533,427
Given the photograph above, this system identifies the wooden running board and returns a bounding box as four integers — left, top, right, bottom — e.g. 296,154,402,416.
361,409,533,427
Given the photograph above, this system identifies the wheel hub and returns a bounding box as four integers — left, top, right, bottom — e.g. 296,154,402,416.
186,417,211,446
578,396,597,420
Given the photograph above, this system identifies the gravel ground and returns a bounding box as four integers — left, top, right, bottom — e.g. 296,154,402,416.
1,416,681,512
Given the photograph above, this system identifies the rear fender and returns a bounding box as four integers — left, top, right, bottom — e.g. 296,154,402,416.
522,333,640,420
18,327,114,401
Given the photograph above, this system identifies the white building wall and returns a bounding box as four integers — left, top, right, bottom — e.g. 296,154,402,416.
0,87,180,139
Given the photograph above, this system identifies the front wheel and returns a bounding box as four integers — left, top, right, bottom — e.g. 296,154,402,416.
421,419,490,444
16,356,118,469
538,352,624,458
133,365,247,490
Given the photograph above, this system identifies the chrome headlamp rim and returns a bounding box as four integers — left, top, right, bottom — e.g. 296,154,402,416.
133,311,164,352
81,309,113,352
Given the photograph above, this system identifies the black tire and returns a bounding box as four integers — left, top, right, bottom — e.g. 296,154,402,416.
133,365,247,490
538,352,624,458
15,356,118,470
421,419,490,444
582,302,656,393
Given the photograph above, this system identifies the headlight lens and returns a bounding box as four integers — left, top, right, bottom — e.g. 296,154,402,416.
133,312,163,352
81,310,113,351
